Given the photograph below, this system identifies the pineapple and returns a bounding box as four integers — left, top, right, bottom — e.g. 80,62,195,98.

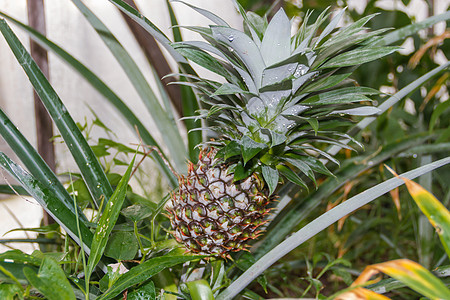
166,2,397,257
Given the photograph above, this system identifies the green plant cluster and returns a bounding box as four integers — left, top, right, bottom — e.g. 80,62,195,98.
0,0,448,299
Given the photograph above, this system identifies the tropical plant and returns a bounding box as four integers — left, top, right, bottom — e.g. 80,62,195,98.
0,0,448,299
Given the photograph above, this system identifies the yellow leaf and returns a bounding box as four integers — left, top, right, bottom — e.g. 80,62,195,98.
350,259,450,300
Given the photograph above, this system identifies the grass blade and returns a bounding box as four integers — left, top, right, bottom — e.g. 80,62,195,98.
86,155,135,277
217,157,450,299
0,152,93,253
0,19,113,207
71,0,187,172
0,11,178,187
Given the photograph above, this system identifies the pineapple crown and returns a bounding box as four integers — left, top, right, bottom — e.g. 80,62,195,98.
170,1,398,194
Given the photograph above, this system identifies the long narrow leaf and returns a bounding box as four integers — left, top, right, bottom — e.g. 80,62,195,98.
217,157,450,299
98,255,204,300
255,133,432,257
327,62,449,157
378,11,450,46
71,0,187,173
86,155,135,276
0,153,93,253
0,108,87,221
0,19,112,207
0,11,178,187
398,174,450,258
339,259,450,300
110,0,202,161
108,0,187,63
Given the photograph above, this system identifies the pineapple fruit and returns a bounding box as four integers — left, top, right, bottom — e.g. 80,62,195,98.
166,2,397,257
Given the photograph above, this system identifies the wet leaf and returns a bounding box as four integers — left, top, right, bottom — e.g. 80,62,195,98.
23,257,75,300
104,232,139,261
127,281,156,300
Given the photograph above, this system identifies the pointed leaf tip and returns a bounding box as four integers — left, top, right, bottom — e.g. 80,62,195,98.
240,136,267,164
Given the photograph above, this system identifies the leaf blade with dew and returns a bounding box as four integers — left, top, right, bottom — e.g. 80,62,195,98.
386,165,450,258
23,257,76,300
0,108,88,221
318,47,400,69
0,18,113,207
0,152,94,253
216,157,450,300
71,0,187,173
86,154,136,277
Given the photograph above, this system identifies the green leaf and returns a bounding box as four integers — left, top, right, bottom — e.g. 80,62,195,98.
0,250,42,266
98,255,203,300
221,140,241,160
283,157,316,185
0,11,177,188
277,165,308,191
212,83,252,96
211,26,265,89
0,284,21,300
241,136,267,164
260,9,291,66
429,99,449,132
86,155,135,276
301,68,353,93
0,109,88,221
216,157,450,300
23,257,75,300
186,279,214,300
399,175,450,258
261,165,279,196
0,19,113,207
378,11,450,46
302,87,378,105
319,47,399,69
330,106,380,116
256,133,431,258
121,204,154,222
173,44,232,80
104,232,139,261
0,184,28,195
300,156,334,177
325,62,450,158
128,281,156,300
0,153,93,252
233,161,254,182
71,0,187,173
